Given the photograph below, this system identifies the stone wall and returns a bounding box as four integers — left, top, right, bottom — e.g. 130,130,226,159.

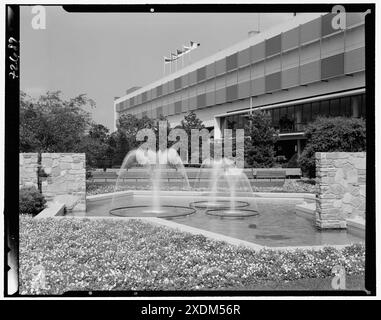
315,152,366,229
19,153,86,212
19,153,38,188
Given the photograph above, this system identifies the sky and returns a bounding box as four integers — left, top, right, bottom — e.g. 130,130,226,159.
20,6,296,130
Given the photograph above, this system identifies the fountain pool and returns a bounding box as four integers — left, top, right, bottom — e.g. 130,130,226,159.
72,193,364,248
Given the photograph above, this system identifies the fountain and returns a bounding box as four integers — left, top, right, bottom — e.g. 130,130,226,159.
190,158,259,217
110,147,195,218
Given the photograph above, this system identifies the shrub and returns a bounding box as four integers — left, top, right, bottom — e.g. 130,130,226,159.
298,117,366,177
244,110,278,168
19,186,47,216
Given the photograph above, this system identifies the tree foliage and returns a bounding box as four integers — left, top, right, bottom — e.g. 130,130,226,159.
20,91,93,153
244,110,278,168
179,111,205,164
298,116,366,177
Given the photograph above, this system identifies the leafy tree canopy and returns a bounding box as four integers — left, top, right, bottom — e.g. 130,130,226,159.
244,110,278,168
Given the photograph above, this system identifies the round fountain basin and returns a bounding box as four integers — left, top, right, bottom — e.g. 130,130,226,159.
189,200,249,209
109,205,196,218
206,208,259,218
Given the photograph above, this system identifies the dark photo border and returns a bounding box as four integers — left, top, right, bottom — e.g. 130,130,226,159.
4,3,376,298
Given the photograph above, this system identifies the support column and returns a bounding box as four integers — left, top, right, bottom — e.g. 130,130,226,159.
214,117,223,140
351,96,360,118
297,139,301,157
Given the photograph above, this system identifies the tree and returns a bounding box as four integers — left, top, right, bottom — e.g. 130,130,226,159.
19,91,93,153
244,110,278,168
180,111,205,137
117,114,155,150
299,116,366,178
179,111,206,163
75,123,110,168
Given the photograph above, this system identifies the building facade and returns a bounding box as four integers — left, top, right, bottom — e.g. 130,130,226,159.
114,12,366,163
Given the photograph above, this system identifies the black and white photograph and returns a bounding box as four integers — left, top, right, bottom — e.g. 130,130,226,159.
2,1,378,304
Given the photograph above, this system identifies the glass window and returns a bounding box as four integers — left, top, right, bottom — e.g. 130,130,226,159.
360,94,366,118
302,103,312,123
320,100,330,117
330,98,340,116
340,97,351,117
311,101,320,120
272,108,280,128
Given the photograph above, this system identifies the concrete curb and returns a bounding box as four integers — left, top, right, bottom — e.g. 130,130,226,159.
86,190,133,202
35,202,65,219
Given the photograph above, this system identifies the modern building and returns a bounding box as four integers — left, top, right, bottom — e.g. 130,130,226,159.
114,12,366,163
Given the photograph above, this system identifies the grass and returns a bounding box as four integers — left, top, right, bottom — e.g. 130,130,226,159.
19,216,364,295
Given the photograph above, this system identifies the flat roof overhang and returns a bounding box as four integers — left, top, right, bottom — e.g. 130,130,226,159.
214,87,366,119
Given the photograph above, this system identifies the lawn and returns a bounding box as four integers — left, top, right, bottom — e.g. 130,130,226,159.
19,216,364,294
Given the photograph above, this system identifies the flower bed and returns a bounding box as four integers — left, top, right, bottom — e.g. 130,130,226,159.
19,216,364,294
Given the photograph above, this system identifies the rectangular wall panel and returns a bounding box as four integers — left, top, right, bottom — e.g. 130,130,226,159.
156,85,163,97
226,53,238,71
151,88,156,100
251,42,265,63
162,83,168,95
266,55,281,74
182,98,189,112
167,103,175,116
226,84,238,102
215,58,226,76
282,67,299,89
345,25,365,51
168,80,175,93
238,66,251,82
321,53,344,79
189,70,197,85
251,77,265,96
174,101,182,114
197,93,206,108
215,88,226,104
206,91,215,106
225,71,237,86
300,60,320,84
266,35,281,57
142,91,147,102
321,31,344,59
345,47,365,74
129,97,134,107
136,94,142,105
175,77,182,90
215,75,225,90
156,106,163,118
346,12,364,27
282,27,299,51
281,50,299,69
197,67,206,82
300,17,321,44
321,13,337,37
238,48,250,67
300,41,321,64
265,72,281,92
182,74,189,87
206,63,215,79
238,81,250,99
189,96,197,110
162,104,169,117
